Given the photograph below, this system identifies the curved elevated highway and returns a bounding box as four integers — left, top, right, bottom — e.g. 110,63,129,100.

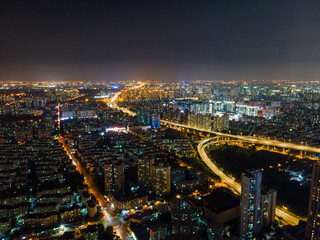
110,89,314,226
162,120,320,155
198,137,306,226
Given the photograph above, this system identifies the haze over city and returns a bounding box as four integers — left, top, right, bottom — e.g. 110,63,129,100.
1,0,320,82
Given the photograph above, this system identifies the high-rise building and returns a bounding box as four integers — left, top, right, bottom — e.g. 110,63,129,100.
198,114,212,130
246,106,259,117
260,189,277,227
182,109,190,125
237,105,247,116
159,90,164,100
104,163,113,192
104,160,125,193
171,197,198,236
113,161,125,191
213,113,229,131
149,222,168,240
150,113,161,129
306,161,320,239
169,91,174,99
213,101,223,112
240,169,262,240
121,90,128,100
137,109,161,129
225,101,235,112
137,156,155,188
188,112,196,127
152,162,171,196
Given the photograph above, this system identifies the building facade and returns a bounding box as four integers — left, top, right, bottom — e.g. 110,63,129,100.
260,189,277,227
152,163,171,196
137,156,155,188
306,161,320,239
240,169,262,240
104,160,125,192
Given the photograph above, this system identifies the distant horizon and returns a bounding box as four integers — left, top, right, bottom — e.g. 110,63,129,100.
1,0,320,82
0,78,319,83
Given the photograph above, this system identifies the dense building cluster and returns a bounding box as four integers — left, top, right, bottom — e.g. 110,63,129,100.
0,139,99,239
1,80,320,239
121,81,320,146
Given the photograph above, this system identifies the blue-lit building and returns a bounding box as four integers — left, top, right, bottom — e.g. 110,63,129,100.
240,169,262,240
137,109,160,129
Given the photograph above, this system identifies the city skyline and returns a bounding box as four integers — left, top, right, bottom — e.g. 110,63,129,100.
1,1,320,239
0,80,319,239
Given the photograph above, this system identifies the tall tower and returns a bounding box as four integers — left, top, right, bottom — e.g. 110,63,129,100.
240,169,262,240
104,160,125,193
306,161,320,239
152,162,171,196
137,156,155,188
169,90,174,99
113,161,125,191
104,163,114,192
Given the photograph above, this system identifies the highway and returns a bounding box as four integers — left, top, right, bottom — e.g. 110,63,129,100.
53,85,145,240
198,137,305,226
110,86,312,226
59,137,131,240
110,87,320,155
162,120,320,155
108,83,145,115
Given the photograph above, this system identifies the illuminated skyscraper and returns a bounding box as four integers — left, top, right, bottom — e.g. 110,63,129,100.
224,101,235,112
137,109,160,129
150,113,160,129
213,113,229,131
159,90,164,99
104,160,125,192
198,114,212,130
306,161,320,239
137,156,155,188
152,162,171,196
240,169,262,240
121,90,128,100
104,163,113,192
169,91,174,99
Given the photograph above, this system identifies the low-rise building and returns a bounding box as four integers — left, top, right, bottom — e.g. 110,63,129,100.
23,212,59,228
149,222,168,240
87,200,98,218
38,192,74,206
172,220,198,236
0,202,29,218
33,202,60,213
0,217,11,234
110,193,148,211
60,204,81,222
82,224,99,240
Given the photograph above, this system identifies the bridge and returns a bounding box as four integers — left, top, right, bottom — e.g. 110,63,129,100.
161,120,320,157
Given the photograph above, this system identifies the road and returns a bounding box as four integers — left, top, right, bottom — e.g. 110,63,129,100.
109,86,310,226
59,137,131,240
162,120,320,155
198,137,305,226
110,88,320,155
108,83,145,115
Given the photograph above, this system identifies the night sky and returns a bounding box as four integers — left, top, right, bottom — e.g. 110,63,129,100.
1,0,320,82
